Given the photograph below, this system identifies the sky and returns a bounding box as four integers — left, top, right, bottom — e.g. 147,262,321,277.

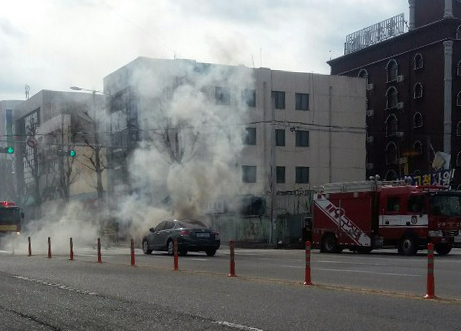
0,0,408,100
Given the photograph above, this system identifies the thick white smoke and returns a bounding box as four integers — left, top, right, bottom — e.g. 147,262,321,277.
116,60,255,236
9,59,256,252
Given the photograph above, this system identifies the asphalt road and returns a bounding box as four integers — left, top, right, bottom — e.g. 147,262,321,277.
44,244,461,300
0,243,461,330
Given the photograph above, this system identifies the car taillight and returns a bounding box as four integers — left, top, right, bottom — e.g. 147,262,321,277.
213,231,220,240
179,230,190,236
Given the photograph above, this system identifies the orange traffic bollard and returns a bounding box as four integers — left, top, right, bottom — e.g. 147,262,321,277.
130,238,135,267
228,240,236,277
424,242,436,299
97,238,102,263
304,241,312,285
28,236,32,257
173,239,178,271
69,237,74,261
47,237,52,259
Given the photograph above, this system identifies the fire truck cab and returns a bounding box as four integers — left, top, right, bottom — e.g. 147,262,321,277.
0,201,23,236
312,180,461,255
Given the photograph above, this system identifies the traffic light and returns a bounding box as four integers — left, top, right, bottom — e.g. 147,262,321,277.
1,146,14,154
57,149,76,157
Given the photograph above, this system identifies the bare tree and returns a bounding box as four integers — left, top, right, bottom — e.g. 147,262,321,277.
72,110,106,201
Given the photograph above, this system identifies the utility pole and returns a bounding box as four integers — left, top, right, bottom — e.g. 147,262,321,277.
269,87,276,245
93,91,104,202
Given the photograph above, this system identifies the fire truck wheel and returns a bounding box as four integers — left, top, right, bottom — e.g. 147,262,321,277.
398,236,418,256
321,234,341,253
435,244,452,256
356,247,373,254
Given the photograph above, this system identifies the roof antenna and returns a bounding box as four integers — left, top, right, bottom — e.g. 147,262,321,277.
25,84,30,99
260,47,262,67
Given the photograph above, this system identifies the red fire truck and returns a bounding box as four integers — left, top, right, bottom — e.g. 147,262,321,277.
312,180,461,255
0,201,23,237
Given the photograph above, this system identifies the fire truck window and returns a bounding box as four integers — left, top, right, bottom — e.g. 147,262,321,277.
407,195,424,213
387,197,401,212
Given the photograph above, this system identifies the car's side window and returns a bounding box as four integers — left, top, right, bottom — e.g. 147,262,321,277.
155,221,166,231
164,221,174,229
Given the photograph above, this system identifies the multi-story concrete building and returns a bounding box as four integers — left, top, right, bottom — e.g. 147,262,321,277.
0,100,23,201
12,90,106,218
104,57,367,222
328,0,461,186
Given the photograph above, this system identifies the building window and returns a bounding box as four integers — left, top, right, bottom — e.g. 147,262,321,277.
457,26,461,40
456,152,461,167
295,93,309,111
242,166,257,183
272,91,285,109
386,87,398,109
384,170,398,181
295,167,309,184
457,61,461,76
295,130,309,147
358,68,369,84
276,166,285,183
215,86,230,105
244,127,256,145
413,141,423,156
414,53,424,70
413,83,423,99
275,129,285,146
457,91,461,106
242,89,256,107
386,142,398,164
413,112,423,128
457,122,461,136
385,114,398,137
386,59,398,82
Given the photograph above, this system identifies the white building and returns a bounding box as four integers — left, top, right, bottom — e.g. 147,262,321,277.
104,57,367,210
0,100,23,201
12,90,106,216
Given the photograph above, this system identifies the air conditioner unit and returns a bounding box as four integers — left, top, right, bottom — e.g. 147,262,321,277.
366,109,374,117
366,83,374,91
366,136,374,144
396,75,404,83
366,163,374,170
396,102,404,109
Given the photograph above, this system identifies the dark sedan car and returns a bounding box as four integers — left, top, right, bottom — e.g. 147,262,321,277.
142,219,220,256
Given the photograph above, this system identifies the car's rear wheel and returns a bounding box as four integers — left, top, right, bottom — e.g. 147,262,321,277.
205,249,217,257
142,240,152,255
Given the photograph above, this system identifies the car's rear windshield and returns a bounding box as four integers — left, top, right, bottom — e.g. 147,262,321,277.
178,219,208,229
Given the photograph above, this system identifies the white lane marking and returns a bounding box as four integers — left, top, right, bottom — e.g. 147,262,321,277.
13,275,97,295
213,321,264,331
317,260,385,266
315,267,421,277
190,258,208,261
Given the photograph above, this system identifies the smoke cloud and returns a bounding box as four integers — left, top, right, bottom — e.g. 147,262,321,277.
7,59,255,253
